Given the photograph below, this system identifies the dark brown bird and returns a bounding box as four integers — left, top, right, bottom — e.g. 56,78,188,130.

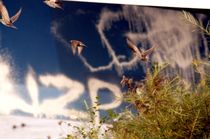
120,75,133,88
44,0,63,9
0,1,22,29
70,40,87,55
58,120,62,126
126,38,157,61
21,123,26,128
12,125,17,129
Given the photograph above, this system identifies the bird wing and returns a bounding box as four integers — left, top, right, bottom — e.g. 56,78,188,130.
78,41,86,47
11,8,22,23
120,75,126,85
55,4,63,10
77,46,84,55
126,38,142,54
71,41,77,55
10,25,17,29
0,3,10,23
142,44,157,56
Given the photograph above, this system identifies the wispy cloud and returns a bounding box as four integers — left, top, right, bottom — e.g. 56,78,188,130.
0,53,123,121
50,8,140,75
39,74,88,119
0,55,33,115
26,66,40,117
0,54,88,119
121,6,200,81
51,6,201,82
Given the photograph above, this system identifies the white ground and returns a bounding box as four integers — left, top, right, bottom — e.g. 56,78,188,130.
0,115,83,139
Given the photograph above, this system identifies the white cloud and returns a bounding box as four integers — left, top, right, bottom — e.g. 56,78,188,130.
0,55,33,115
26,67,40,117
50,6,203,82
0,54,88,119
122,6,200,81
39,74,88,119
88,78,122,125
51,9,141,76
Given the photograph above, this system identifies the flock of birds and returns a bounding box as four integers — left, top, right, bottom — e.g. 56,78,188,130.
12,123,26,130
0,0,62,29
0,0,157,60
1,0,158,137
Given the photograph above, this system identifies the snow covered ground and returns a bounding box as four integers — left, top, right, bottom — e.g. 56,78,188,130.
0,115,84,139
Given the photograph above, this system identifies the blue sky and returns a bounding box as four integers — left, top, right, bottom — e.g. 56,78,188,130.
1,0,60,79
0,0,130,117
1,1,209,82
1,0,209,118
1,0,133,83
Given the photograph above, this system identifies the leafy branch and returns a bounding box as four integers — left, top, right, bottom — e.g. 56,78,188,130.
183,11,210,35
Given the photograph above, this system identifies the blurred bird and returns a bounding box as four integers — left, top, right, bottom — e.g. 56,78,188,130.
120,75,133,88
0,1,22,29
58,120,63,126
126,38,157,61
70,40,87,55
21,123,26,128
12,125,17,129
44,0,63,9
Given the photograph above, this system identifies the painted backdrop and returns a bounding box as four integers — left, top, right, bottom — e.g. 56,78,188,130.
0,0,209,138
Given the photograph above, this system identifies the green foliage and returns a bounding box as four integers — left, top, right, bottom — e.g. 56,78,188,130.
64,64,210,139
64,11,210,139
64,100,109,139
183,11,210,35
108,63,210,139
64,63,209,139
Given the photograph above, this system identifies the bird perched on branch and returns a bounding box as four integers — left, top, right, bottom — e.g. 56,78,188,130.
44,0,63,9
70,40,87,55
0,1,22,29
126,38,157,61
120,75,133,89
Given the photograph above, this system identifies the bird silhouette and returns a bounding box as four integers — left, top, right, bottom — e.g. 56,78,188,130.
44,0,63,9
0,1,22,29
120,75,133,88
126,38,157,61
70,40,87,55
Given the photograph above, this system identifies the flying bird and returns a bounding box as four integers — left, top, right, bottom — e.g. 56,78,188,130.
70,40,87,55
126,38,157,61
0,1,22,29
44,0,63,9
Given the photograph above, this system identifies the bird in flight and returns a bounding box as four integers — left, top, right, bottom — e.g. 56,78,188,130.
126,38,157,61
44,0,63,9
0,1,22,29
70,40,87,55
